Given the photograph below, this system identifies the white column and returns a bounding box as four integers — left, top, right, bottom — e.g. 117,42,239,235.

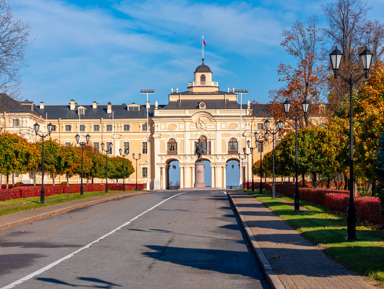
180,166,184,188
211,165,215,188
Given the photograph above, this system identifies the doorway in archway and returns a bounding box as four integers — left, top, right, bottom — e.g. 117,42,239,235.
202,159,211,187
168,160,180,189
226,159,240,189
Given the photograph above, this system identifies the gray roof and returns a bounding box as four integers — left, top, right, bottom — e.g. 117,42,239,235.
33,104,155,119
0,94,38,114
195,64,211,73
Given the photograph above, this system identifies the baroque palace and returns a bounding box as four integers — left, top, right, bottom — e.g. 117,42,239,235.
1,60,288,189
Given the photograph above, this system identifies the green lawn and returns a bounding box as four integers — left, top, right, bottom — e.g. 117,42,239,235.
246,190,384,284
0,190,140,216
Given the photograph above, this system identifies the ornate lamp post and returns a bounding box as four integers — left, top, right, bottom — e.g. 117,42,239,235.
132,153,141,191
140,89,154,190
243,144,252,190
247,140,256,191
238,151,247,189
283,99,309,211
34,122,53,204
119,148,129,191
75,133,90,195
329,46,373,240
254,132,266,194
264,119,283,199
101,142,112,193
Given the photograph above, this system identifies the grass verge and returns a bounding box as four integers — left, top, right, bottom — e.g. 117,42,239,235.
246,189,384,285
0,190,141,216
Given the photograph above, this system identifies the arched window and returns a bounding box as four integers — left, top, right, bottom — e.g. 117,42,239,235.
167,138,177,154
200,74,206,85
228,138,238,154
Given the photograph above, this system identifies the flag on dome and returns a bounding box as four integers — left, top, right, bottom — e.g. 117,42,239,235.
202,35,206,46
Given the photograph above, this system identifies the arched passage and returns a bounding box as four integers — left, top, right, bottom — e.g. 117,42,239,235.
167,160,180,189
226,159,240,189
201,159,211,187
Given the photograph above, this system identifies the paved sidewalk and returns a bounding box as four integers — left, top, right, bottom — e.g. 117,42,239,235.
228,191,377,289
0,191,147,230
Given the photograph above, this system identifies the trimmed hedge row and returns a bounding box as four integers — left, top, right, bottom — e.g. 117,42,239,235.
262,183,383,225
0,183,146,202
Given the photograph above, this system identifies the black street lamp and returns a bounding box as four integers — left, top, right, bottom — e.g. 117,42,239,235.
132,153,141,191
75,133,90,196
34,122,53,204
119,148,129,191
254,132,266,194
101,142,112,193
283,99,309,211
329,46,373,240
247,140,256,191
242,146,252,190
264,119,283,199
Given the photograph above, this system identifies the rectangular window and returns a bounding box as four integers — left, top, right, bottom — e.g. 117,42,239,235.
107,142,113,154
257,142,263,153
51,125,57,131
106,125,112,131
65,142,71,147
13,119,20,127
129,106,139,111
65,125,72,132
124,124,130,131
94,125,100,131
142,167,148,178
142,142,147,154
94,142,99,153
257,123,264,130
142,123,147,131
80,125,85,131
123,142,130,154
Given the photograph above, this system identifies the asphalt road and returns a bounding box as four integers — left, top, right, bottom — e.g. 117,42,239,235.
0,190,270,289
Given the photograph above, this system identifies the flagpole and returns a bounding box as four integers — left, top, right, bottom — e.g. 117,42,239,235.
202,34,204,62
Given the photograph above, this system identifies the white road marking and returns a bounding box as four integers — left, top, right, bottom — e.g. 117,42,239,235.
1,192,185,289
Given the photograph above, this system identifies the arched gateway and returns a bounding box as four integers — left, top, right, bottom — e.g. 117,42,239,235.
152,59,254,190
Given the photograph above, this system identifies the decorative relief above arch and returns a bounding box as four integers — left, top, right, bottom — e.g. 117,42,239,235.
167,124,177,130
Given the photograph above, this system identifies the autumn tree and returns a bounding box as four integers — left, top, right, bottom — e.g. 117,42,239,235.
0,132,39,188
0,1,30,98
376,133,384,217
354,61,384,193
35,139,65,186
268,17,327,130
323,0,384,115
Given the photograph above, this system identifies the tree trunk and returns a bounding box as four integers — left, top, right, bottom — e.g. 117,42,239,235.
302,173,305,187
66,174,69,185
312,173,318,188
52,173,55,186
6,174,9,189
0,173,2,188
12,173,15,186
344,174,349,190
33,170,36,186
92,177,94,184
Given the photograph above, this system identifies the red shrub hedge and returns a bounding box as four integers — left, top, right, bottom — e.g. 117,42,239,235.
0,183,145,202
261,182,384,225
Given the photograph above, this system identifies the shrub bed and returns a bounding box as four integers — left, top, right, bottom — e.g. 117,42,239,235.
0,183,145,202
261,183,383,225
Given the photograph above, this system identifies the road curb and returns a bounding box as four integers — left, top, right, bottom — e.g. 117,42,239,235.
227,192,285,289
0,191,148,231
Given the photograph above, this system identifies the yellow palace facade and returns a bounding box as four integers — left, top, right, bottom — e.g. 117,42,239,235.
0,60,296,189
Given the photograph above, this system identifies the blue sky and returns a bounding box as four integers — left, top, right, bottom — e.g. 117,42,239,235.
12,0,384,106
